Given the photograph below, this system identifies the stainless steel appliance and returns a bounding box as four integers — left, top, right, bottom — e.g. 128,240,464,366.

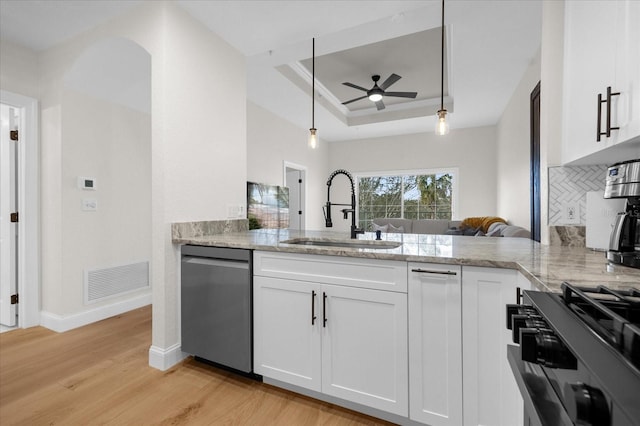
181,245,253,373
604,159,640,269
506,283,640,426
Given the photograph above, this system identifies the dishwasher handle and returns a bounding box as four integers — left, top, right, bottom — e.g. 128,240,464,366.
182,256,249,270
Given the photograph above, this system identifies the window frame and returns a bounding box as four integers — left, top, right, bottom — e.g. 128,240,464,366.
354,168,459,224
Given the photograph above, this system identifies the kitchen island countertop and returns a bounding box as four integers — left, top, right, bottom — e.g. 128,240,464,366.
173,229,640,293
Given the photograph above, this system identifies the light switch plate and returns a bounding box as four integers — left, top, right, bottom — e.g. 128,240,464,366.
82,198,97,211
227,204,246,218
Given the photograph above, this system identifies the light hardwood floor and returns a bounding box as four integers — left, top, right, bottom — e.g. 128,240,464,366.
0,306,395,425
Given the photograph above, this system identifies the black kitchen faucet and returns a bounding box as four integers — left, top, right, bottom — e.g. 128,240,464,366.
323,169,364,239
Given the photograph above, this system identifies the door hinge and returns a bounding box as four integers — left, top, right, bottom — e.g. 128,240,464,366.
10,130,19,141
11,294,18,304
298,210,302,215
10,212,18,223
298,178,302,183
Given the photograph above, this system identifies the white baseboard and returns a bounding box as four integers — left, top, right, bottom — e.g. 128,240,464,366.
148,343,188,371
40,293,152,333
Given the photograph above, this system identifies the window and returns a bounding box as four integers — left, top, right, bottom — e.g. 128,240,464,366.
356,169,457,231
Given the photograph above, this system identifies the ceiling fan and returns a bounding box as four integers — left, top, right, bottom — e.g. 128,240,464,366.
341,74,417,111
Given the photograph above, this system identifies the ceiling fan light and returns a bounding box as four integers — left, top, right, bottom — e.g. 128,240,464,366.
308,128,318,149
368,93,383,102
435,109,449,136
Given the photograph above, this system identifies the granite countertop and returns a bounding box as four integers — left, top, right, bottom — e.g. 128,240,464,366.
173,229,640,293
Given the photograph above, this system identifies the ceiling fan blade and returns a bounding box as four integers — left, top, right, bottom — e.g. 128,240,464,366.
342,82,369,92
384,91,418,99
379,73,401,90
342,95,368,105
375,100,385,111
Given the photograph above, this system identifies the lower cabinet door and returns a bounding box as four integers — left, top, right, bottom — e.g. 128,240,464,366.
462,266,526,426
253,276,321,391
321,284,408,417
408,263,462,426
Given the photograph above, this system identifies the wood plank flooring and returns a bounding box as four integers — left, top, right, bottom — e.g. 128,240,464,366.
0,306,395,425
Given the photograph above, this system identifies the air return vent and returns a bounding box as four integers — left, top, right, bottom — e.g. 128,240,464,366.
85,261,149,304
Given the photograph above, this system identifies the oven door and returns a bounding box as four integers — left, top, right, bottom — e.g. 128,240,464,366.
507,345,573,426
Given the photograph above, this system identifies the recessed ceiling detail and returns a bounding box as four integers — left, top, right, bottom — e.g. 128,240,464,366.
290,29,450,127
1,0,543,142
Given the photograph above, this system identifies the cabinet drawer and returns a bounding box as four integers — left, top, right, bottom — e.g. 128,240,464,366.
253,251,407,293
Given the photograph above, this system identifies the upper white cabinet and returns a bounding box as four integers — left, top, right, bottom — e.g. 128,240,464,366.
562,0,640,164
408,263,462,426
253,251,408,417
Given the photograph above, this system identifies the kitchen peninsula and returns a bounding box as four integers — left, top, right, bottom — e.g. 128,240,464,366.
173,227,640,425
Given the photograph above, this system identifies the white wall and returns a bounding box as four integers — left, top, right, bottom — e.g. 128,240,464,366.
326,127,498,232
60,88,151,314
540,0,565,244
496,49,541,229
36,32,153,330
247,100,329,230
0,41,38,99
154,4,247,362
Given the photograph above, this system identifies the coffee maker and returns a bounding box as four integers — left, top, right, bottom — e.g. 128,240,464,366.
604,159,640,268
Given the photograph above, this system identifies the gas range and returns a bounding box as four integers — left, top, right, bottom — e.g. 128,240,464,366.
506,283,640,426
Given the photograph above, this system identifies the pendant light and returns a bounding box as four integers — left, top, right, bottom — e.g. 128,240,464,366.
435,0,450,136
308,37,318,149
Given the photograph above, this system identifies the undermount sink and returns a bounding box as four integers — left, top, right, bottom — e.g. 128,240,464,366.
281,238,401,250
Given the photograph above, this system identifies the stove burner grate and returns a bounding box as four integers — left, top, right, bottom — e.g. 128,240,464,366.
561,283,640,371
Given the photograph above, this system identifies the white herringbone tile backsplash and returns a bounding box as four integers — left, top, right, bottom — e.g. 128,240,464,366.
548,165,607,225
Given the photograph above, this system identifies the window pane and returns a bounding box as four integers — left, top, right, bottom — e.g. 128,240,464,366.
358,171,453,229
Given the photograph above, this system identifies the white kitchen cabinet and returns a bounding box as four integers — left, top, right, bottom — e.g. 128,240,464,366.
321,283,407,415
408,263,462,426
562,0,640,164
253,276,321,391
253,251,408,417
462,267,532,426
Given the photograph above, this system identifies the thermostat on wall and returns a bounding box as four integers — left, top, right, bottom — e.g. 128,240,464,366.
78,176,96,190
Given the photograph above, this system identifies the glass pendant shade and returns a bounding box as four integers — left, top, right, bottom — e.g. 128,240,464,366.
308,128,318,149
435,109,450,135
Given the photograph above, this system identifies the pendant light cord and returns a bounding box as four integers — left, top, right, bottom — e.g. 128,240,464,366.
440,0,445,111
312,37,315,129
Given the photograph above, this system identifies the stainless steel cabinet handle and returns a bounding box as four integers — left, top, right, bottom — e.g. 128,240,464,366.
311,290,317,326
411,268,457,276
323,292,327,327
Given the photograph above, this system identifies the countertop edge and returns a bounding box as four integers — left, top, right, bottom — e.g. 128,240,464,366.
172,236,556,293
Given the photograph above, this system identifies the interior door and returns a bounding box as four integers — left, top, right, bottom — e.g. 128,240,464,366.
0,103,18,326
285,166,305,231
530,82,541,242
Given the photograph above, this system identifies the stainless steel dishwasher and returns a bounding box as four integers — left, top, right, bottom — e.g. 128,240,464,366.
181,245,253,373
